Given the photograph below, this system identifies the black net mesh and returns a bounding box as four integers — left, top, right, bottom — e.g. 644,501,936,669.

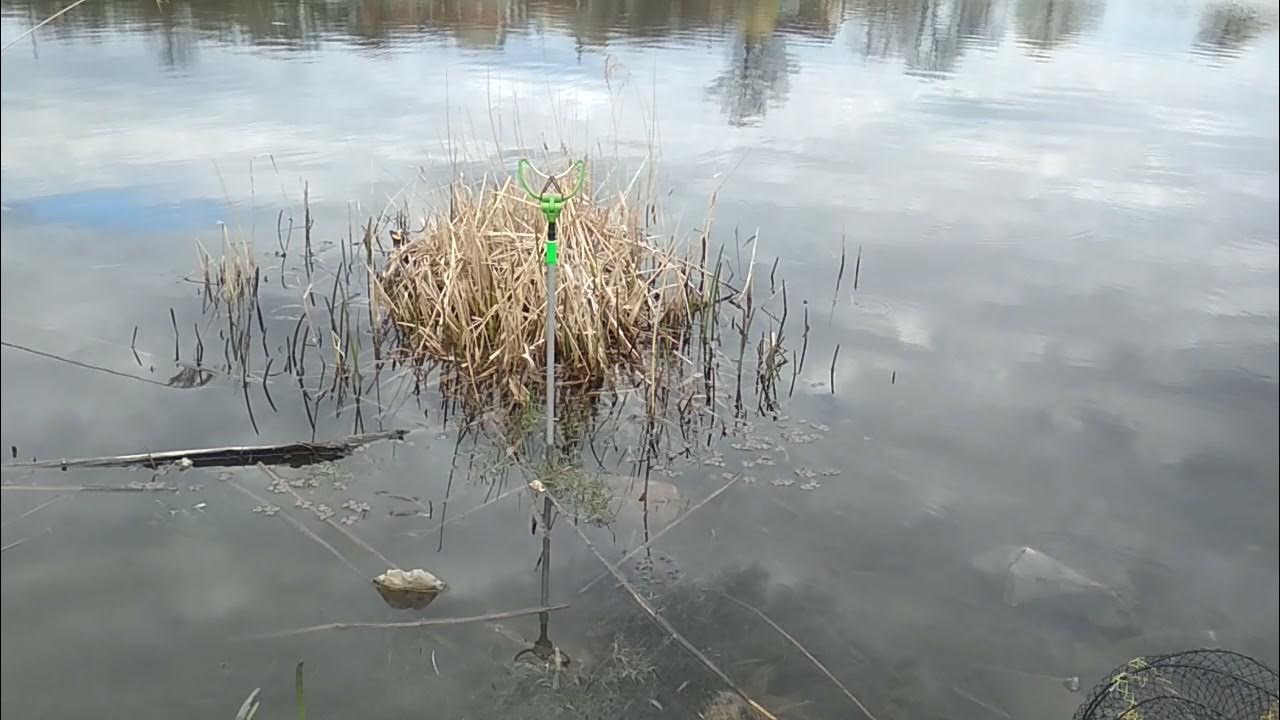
1075,649,1278,720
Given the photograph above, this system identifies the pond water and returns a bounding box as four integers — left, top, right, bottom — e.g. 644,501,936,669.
2,1,1277,718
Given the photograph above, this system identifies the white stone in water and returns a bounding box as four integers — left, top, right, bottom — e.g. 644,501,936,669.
375,568,445,592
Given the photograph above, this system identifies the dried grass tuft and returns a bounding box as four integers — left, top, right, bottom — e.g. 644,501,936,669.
376,176,702,410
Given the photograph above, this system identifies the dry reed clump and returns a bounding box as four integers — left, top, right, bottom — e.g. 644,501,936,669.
198,227,257,315
376,177,702,409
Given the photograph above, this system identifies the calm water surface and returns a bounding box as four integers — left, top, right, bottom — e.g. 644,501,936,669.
2,1,1277,718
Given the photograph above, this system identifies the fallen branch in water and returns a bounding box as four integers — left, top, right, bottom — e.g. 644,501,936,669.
1,484,177,493
241,604,570,641
577,472,742,594
719,591,880,720
543,491,778,720
5,430,407,471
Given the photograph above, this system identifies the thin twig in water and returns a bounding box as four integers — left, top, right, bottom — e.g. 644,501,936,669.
240,605,570,641
2,530,47,553
2,494,68,527
1,341,174,388
1,0,94,51
578,472,742,594
543,492,778,720
719,591,880,720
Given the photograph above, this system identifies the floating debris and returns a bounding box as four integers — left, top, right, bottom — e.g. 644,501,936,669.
781,431,821,445
820,468,842,477
373,568,446,610
338,514,361,526
125,480,178,492
770,479,795,488
794,467,817,479
742,476,758,484
730,438,772,452
252,504,281,516
340,499,371,514
799,481,821,491
809,423,830,432
701,453,726,468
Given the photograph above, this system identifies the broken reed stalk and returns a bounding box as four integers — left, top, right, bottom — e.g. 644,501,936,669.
542,491,779,720
830,236,846,322
719,592,880,720
853,244,862,291
830,344,840,395
241,604,570,641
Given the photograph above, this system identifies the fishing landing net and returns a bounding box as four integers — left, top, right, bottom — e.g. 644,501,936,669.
1074,649,1278,720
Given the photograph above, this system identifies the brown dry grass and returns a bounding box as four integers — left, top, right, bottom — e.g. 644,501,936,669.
375,175,704,410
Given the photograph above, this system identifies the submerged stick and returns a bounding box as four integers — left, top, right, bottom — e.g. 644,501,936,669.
720,592,880,720
2,532,45,553
7,429,407,470
578,472,742,594
2,340,173,388
853,244,862,291
2,493,69,526
544,492,778,720
241,604,570,641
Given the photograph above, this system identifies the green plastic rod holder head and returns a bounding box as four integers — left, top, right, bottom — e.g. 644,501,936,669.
516,159,586,228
